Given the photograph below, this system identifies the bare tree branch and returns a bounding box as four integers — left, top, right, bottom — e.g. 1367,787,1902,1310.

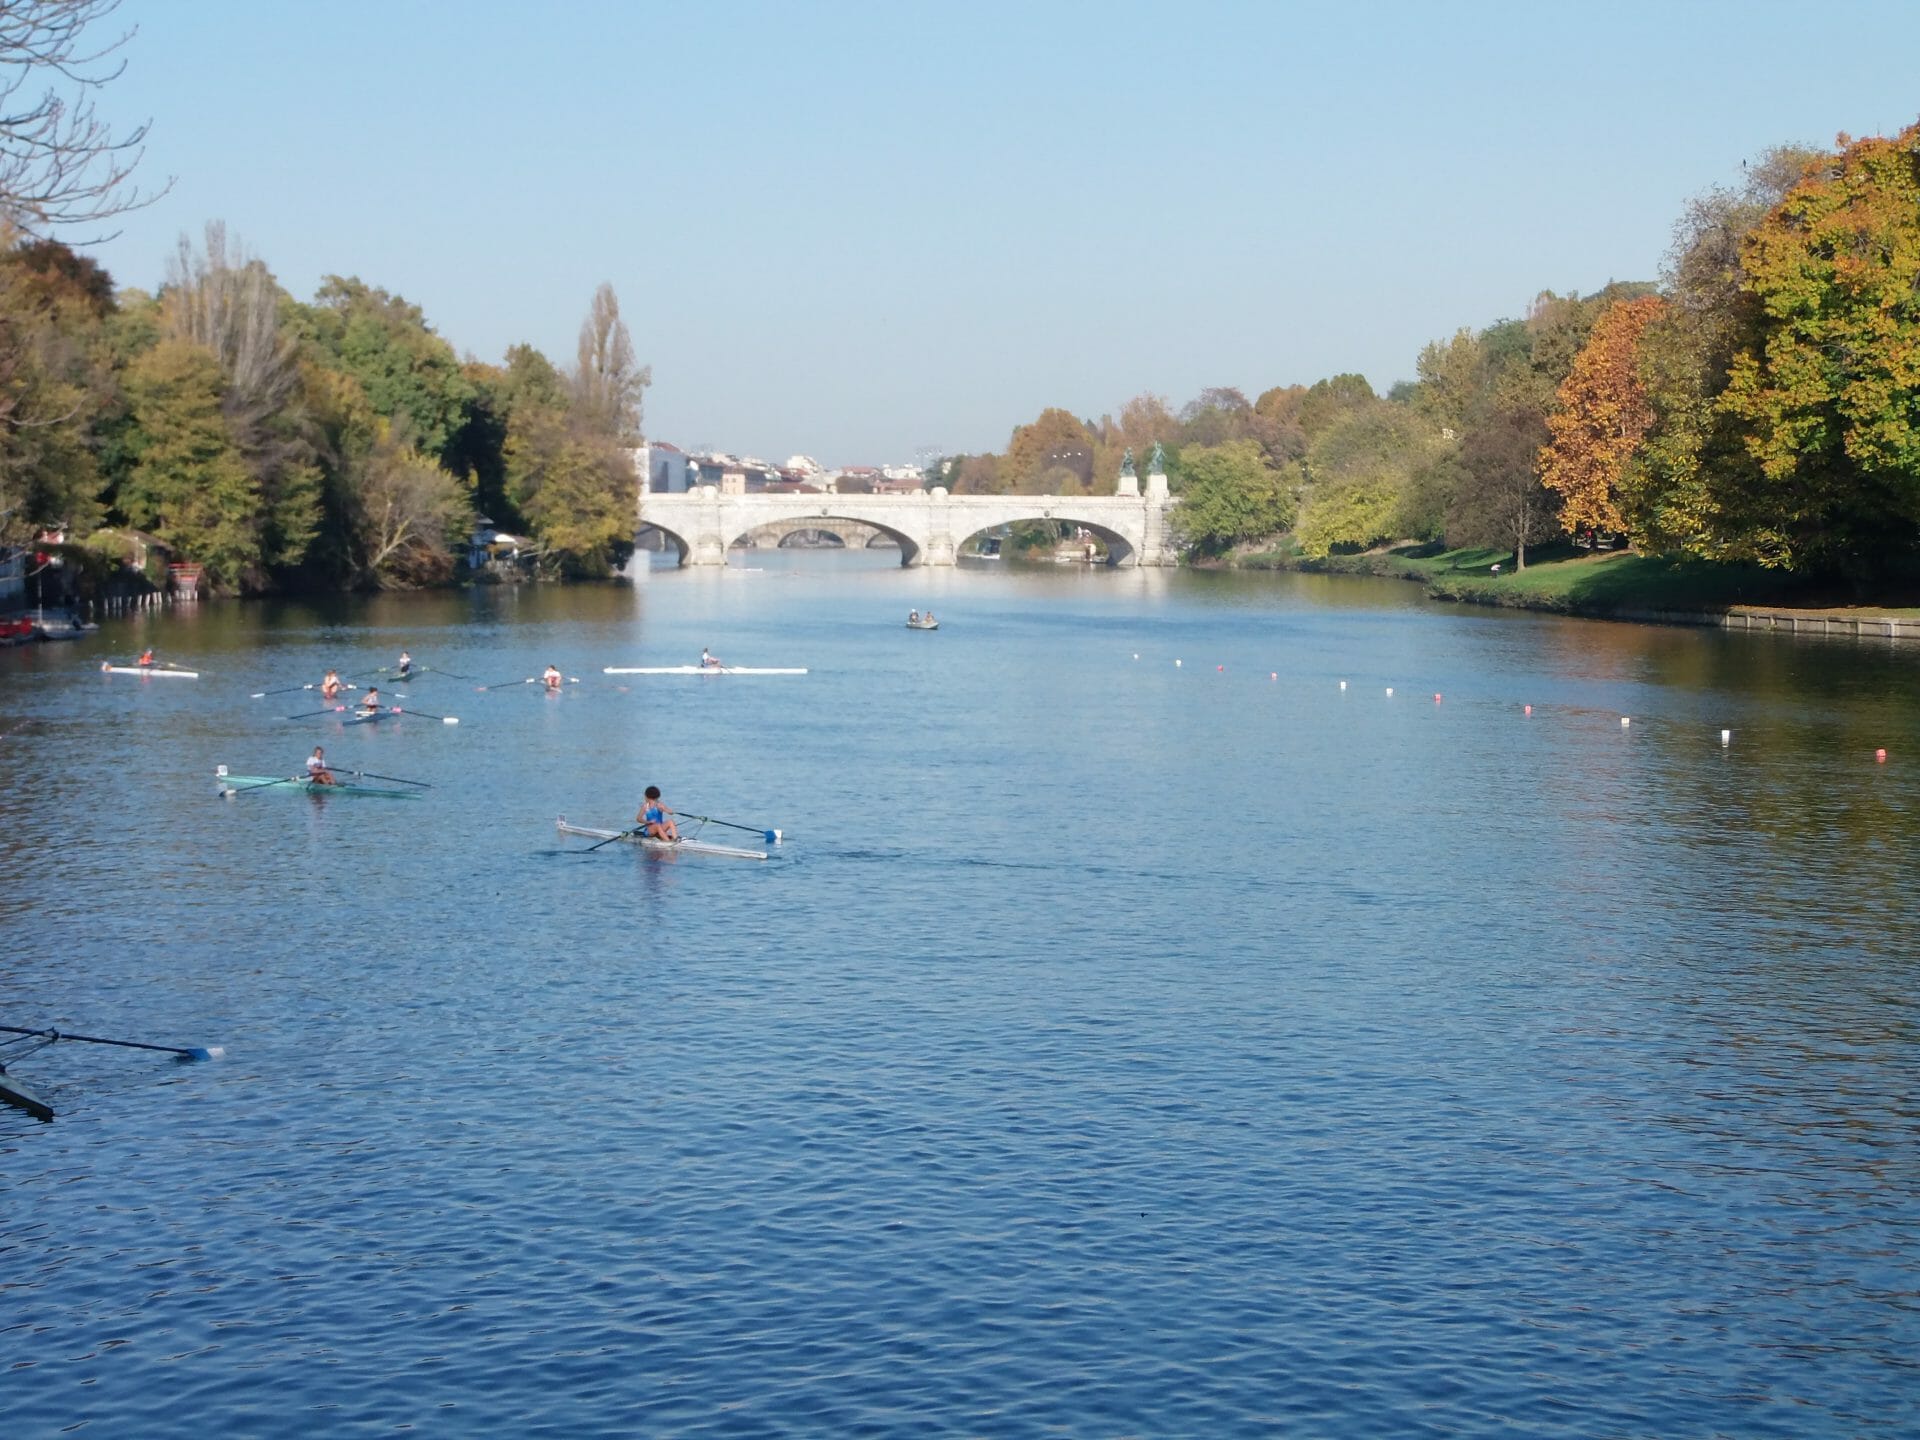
0,0,169,240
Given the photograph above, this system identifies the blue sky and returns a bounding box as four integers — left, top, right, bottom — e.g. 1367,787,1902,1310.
84,0,1920,465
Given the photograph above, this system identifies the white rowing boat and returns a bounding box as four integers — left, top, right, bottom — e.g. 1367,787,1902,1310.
602,665,808,675
556,817,769,860
101,663,198,678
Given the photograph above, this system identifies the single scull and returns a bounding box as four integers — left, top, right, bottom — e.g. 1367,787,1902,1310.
101,663,198,678
216,766,422,799
557,817,769,860
602,666,808,675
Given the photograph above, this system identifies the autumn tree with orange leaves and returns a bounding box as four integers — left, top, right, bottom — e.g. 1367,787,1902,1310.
1539,295,1666,539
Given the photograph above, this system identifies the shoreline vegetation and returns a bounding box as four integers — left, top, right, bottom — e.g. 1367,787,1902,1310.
1228,541,1920,628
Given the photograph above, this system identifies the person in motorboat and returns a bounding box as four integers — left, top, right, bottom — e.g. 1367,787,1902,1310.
700,648,723,670
543,664,563,691
909,610,919,624
305,746,338,786
321,668,344,700
637,785,680,842
924,612,935,626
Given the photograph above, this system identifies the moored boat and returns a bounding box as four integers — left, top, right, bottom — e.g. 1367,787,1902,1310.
557,817,768,860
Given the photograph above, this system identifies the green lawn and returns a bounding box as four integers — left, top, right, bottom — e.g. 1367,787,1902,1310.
1236,540,1920,617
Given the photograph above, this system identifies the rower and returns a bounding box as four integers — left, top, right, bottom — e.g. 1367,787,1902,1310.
306,746,338,786
138,648,155,667
542,664,563,691
321,668,343,700
700,648,722,669
397,649,413,679
637,785,680,842
357,684,381,715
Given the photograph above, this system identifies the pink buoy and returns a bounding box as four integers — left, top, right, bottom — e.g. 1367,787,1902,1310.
1876,748,1888,763
1434,693,1442,703
1270,672,1277,681
1524,705,1532,716
1217,665,1224,672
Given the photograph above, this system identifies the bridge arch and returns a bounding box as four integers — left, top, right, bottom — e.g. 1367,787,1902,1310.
957,513,1136,566
636,523,690,565
724,510,922,565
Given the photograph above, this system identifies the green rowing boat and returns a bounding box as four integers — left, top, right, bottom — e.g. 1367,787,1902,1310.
216,766,421,799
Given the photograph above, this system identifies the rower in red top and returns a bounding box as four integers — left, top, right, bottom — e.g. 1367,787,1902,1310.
138,648,155,667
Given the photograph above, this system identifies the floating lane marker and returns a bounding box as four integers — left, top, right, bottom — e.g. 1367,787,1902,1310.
1621,716,1632,727
1339,680,1347,691
1721,729,1732,745
1434,693,1442,704
1877,748,1888,763
1270,673,1277,681
1175,659,1182,668
1524,704,1533,716
1385,687,1393,697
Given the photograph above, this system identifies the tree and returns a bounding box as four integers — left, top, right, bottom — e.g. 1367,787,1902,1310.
571,282,649,444
118,339,260,587
1295,373,1375,439
1540,295,1665,536
1446,407,1558,567
1003,406,1094,493
297,276,477,464
1715,123,1920,575
1293,400,1443,555
1174,439,1294,555
0,0,166,237
0,231,107,543
163,222,321,574
341,419,468,586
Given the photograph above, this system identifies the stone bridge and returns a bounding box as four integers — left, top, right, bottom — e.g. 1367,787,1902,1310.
638,478,1178,567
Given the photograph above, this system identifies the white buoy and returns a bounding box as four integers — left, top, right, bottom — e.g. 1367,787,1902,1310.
1385,687,1393,697
1132,653,1139,660
1621,716,1631,727
1339,680,1347,690
1175,659,1182,668
1720,729,1731,745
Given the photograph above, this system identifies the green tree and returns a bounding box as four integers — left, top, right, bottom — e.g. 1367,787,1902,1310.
1715,124,1920,576
296,276,477,464
118,339,260,586
341,418,469,586
1294,400,1443,554
1174,438,1295,555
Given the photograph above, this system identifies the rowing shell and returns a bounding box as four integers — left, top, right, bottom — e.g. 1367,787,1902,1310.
602,666,808,675
216,768,422,799
101,663,198,678
556,817,768,860
1,1065,52,1121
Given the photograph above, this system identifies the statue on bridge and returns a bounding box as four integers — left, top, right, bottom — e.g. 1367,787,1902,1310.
1148,442,1167,475
1120,447,1136,480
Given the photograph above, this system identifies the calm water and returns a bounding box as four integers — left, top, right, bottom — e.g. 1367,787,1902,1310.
3,553,1917,1437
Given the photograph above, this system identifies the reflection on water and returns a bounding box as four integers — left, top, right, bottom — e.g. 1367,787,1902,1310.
3,554,1918,1437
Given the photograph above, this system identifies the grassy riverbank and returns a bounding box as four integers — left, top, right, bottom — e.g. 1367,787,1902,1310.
1234,541,1920,619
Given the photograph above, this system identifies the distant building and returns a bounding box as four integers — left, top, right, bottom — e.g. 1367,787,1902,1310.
631,441,692,494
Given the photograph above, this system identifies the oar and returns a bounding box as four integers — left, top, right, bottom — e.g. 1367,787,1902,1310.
680,812,783,844
422,665,472,680
222,775,304,795
249,682,357,699
394,705,460,726
286,706,348,719
347,768,431,788
477,677,534,691
0,1024,223,1063
585,827,643,852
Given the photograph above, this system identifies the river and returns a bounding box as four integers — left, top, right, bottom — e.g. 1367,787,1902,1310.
3,552,1917,1436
